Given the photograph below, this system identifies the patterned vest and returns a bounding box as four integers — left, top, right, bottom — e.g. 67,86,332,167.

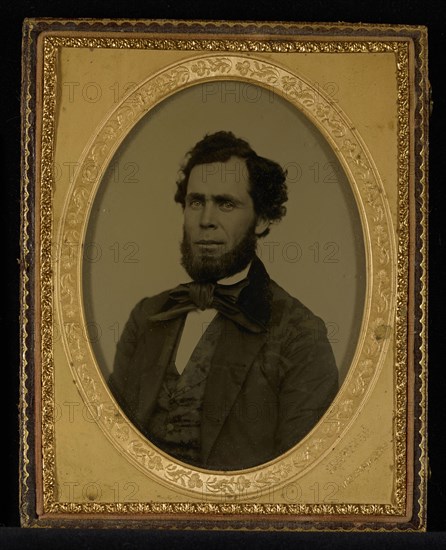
146,314,223,465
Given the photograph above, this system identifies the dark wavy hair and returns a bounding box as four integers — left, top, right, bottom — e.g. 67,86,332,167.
174,131,288,237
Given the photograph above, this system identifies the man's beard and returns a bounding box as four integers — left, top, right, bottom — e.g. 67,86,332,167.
180,226,258,283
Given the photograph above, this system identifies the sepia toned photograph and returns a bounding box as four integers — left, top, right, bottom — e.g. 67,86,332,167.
82,82,365,471
20,18,428,530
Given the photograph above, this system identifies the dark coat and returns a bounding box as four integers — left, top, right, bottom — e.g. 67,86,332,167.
109,257,338,470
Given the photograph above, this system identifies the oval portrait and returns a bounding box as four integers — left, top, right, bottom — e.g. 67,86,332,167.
81,75,366,473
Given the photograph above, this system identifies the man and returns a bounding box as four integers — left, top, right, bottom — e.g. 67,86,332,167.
109,131,338,471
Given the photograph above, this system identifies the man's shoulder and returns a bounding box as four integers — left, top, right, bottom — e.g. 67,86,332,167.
127,289,173,322
269,278,309,311
268,278,325,328
248,257,326,330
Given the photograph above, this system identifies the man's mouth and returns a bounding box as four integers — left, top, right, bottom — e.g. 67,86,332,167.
194,240,226,254
195,240,224,245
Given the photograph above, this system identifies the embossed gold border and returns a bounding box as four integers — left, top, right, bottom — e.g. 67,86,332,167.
20,19,428,530
55,49,396,501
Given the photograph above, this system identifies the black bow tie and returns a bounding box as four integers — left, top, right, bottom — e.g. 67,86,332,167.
149,279,265,332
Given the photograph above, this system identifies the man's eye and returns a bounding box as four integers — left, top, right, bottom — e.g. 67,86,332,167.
219,201,235,211
189,200,203,209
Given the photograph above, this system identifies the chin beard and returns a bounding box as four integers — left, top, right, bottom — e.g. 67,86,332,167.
180,227,258,283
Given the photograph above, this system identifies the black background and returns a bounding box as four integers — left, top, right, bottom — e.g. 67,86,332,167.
1,0,445,548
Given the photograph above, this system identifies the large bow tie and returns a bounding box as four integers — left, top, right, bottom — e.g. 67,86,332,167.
149,279,265,332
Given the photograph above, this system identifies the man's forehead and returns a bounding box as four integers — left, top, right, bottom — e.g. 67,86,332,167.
188,156,250,188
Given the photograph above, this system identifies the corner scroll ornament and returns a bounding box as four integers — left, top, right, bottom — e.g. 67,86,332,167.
49,45,404,509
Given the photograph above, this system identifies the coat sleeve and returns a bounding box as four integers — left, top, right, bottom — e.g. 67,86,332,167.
274,312,339,455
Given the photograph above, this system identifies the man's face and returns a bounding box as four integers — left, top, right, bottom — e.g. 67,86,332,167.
181,156,269,281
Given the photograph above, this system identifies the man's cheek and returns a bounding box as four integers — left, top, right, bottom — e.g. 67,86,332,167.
183,222,194,237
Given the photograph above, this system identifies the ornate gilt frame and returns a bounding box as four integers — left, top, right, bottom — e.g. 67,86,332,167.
20,19,428,530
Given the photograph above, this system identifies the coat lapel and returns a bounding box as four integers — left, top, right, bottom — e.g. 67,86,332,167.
134,316,184,427
201,316,268,463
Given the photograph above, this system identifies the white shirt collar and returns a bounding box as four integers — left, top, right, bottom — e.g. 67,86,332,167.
217,263,251,286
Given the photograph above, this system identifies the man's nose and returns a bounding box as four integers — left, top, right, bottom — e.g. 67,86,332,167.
199,201,218,228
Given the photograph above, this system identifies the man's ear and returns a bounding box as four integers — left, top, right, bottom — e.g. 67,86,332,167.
254,217,270,236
